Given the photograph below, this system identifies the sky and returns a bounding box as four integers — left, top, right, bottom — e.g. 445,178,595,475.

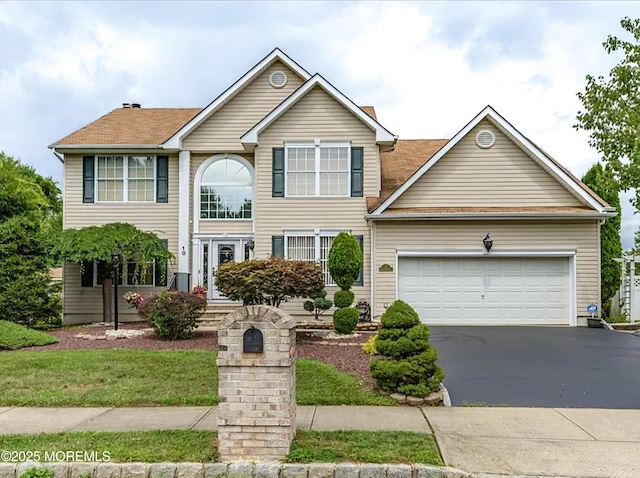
2,0,640,246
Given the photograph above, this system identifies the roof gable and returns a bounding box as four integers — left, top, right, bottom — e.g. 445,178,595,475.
240,74,396,147
370,106,610,215
162,48,311,149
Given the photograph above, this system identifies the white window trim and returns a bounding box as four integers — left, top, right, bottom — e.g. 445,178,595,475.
95,155,157,203
284,229,349,286
196,154,255,222
284,141,351,198
92,259,161,288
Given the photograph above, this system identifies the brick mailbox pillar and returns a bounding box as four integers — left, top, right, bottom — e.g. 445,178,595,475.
217,305,297,461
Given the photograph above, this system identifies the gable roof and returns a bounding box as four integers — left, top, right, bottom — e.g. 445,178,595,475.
162,48,311,150
50,108,201,148
240,74,396,147
369,105,611,215
366,139,448,212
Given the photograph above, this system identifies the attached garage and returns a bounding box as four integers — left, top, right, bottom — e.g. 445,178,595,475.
397,255,574,326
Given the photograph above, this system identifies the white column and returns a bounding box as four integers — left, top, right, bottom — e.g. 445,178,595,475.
178,150,190,273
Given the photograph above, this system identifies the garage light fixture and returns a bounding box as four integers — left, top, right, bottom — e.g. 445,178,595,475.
483,233,493,252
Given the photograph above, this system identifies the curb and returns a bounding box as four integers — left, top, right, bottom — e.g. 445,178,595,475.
0,461,472,478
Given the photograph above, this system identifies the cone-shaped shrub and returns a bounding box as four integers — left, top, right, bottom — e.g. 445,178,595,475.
370,300,444,396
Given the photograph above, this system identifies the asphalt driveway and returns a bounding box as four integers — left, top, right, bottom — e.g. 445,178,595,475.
429,326,640,408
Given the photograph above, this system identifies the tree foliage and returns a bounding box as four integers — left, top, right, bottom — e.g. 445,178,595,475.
57,222,173,323
575,17,640,207
0,152,62,327
215,257,324,307
581,163,622,318
327,233,363,290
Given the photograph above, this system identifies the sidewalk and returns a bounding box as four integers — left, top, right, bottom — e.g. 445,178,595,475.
1,406,640,478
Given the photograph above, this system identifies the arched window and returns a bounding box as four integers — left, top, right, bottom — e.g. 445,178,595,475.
200,158,252,219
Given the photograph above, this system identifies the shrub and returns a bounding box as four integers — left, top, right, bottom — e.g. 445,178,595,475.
18,468,54,478
0,320,58,350
303,289,333,320
215,257,324,307
333,307,359,334
370,300,444,397
362,334,378,355
333,290,355,308
327,232,363,290
137,291,206,340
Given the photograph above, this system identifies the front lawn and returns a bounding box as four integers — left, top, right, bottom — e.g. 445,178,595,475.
0,321,58,350
0,350,393,406
0,430,442,465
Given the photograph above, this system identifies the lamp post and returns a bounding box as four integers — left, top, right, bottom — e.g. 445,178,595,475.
111,249,121,331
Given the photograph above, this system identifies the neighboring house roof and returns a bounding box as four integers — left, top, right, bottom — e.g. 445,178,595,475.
50,108,201,147
240,74,396,147
162,48,311,149
360,106,377,120
369,105,612,216
49,267,63,280
366,139,448,212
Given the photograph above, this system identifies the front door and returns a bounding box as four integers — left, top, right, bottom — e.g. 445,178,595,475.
201,239,242,300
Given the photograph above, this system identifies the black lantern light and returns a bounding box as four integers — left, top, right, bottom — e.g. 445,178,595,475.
483,233,493,252
111,248,121,331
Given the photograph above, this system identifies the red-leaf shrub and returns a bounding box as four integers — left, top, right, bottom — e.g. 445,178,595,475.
214,257,324,307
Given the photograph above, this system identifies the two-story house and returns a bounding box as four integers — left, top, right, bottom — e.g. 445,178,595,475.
50,48,614,327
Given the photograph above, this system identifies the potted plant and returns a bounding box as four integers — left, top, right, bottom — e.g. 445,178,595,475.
192,285,207,301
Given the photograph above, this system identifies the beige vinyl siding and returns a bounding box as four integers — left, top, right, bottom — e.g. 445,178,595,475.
393,120,585,208
62,153,179,325
183,61,305,152
199,221,253,234
254,86,379,319
373,220,600,322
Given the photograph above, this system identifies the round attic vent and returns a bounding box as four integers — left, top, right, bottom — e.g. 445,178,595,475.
269,70,288,88
475,130,496,149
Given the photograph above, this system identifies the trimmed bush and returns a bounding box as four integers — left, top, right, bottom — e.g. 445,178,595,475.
333,290,355,309
303,289,333,320
370,300,444,397
328,232,363,290
215,257,324,307
333,307,359,334
362,334,379,355
137,291,206,340
0,320,58,350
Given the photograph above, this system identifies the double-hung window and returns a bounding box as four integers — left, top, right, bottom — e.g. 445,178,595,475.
285,142,350,197
96,155,155,202
286,232,338,285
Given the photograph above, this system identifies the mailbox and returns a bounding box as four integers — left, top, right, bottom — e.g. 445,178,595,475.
243,326,264,353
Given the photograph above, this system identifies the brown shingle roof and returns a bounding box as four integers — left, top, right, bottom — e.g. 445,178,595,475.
384,206,597,215
51,108,202,146
360,106,376,120
367,139,449,212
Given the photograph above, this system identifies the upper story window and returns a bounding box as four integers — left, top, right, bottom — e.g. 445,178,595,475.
96,155,155,202
200,158,252,220
285,142,350,197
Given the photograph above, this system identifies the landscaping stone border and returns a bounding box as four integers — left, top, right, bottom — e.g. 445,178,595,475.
0,462,472,478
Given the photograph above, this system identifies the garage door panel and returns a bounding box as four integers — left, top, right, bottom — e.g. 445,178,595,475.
398,256,570,325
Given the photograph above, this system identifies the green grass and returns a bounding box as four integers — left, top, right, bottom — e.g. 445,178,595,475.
0,430,217,463
0,430,442,465
0,350,392,406
287,430,442,465
0,321,58,350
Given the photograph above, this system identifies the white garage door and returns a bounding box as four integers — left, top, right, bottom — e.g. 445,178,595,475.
398,257,570,325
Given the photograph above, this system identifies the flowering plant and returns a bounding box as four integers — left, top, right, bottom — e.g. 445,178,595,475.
123,291,145,308
192,285,207,294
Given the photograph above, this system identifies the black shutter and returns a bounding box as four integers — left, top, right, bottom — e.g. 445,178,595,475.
155,239,169,286
82,156,95,203
81,261,94,287
272,236,285,257
351,147,364,197
156,156,169,203
354,235,364,286
272,148,285,197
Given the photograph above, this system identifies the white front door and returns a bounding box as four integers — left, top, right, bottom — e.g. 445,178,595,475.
200,239,243,300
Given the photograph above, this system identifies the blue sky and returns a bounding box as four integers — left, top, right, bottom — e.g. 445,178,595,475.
2,1,640,245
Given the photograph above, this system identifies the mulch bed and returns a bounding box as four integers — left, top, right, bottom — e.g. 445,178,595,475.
15,323,376,383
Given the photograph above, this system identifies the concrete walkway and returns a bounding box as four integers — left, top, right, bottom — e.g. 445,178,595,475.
1,406,640,478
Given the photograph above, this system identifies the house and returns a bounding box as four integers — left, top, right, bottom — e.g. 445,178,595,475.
49,48,615,327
